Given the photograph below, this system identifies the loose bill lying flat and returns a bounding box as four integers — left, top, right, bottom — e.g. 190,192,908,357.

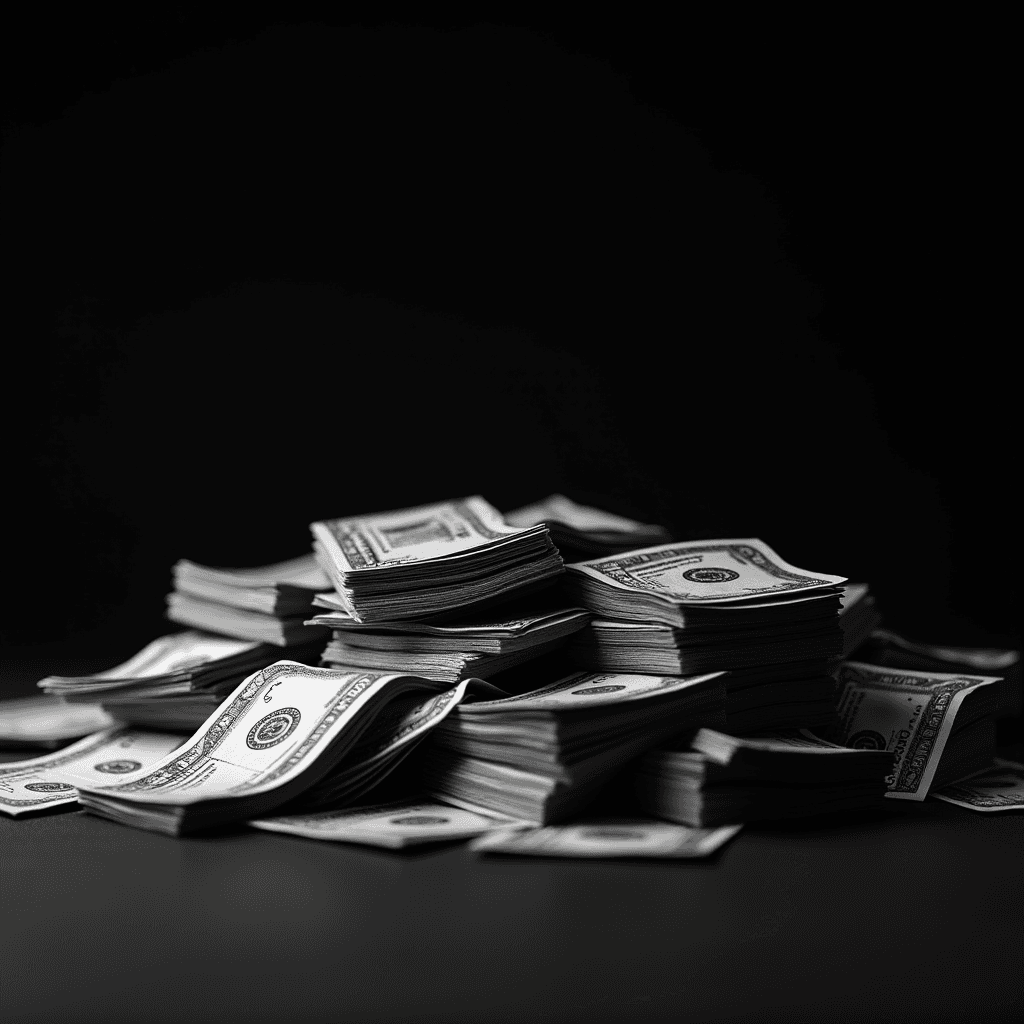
470,818,742,858
0,694,114,749
250,800,528,847
831,661,1001,800
0,728,186,816
931,759,1024,812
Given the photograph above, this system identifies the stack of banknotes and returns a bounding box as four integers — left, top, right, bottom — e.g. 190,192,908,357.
565,539,847,734
38,631,322,732
1,491,1020,858
419,671,726,822
167,554,331,646
310,496,564,622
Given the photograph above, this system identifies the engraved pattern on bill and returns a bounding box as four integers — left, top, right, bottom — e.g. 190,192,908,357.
567,538,846,604
832,661,1001,800
0,728,186,816
931,759,1024,812
470,818,743,858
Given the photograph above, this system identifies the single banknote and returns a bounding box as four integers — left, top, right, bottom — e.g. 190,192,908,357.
931,759,1024,812
471,818,742,858
0,728,186,817
251,799,527,847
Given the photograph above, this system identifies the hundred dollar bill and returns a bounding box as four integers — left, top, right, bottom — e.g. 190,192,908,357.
931,759,1024,812
565,538,846,626
471,819,742,858
0,694,114,749
251,800,526,847
75,663,455,833
832,661,1001,800
0,728,186,817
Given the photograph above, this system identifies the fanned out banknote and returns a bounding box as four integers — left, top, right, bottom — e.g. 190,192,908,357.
75,663,478,834
564,538,847,626
854,629,1021,719
931,759,1024,812
309,496,563,623
830,661,1002,800
633,728,894,826
251,799,529,847
0,728,186,817
317,606,591,684
0,694,114,750
502,493,671,557
471,818,742,858
420,670,726,823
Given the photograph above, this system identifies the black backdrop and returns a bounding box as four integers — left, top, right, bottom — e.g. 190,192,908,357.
2,13,1017,657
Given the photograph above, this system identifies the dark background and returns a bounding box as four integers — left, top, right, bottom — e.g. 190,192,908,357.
2,12,1017,660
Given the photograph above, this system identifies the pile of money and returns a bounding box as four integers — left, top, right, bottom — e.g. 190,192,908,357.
310,496,564,622
38,631,322,733
502,493,671,557
632,728,895,826
829,661,1002,797
565,539,847,733
418,671,726,823
75,662,467,834
313,603,590,684
167,554,331,646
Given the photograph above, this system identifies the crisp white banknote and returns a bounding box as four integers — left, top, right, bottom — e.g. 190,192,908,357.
832,661,1000,800
931,759,1024,812
471,818,742,858
251,800,526,847
0,728,186,816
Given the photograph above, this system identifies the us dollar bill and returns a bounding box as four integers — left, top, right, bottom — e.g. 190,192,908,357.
471,819,742,858
832,661,1001,800
566,538,846,605
0,728,186,816
75,663,452,826
931,759,1024,812
251,800,526,847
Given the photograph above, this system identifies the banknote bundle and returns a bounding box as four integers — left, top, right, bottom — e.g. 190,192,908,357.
167,553,332,646
38,631,322,732
830,661,1002,798
632,728,895,826
418,671,726,823
75,663,473,835
310,496,563,623
313,605,590,684
502,493,671,557
854,629,1021,720
0,694,114,750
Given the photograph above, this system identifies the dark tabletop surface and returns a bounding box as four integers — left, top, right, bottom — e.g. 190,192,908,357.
2,650,1022,1024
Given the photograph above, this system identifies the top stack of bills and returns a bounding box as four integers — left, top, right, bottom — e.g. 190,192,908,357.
310,496,563,623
